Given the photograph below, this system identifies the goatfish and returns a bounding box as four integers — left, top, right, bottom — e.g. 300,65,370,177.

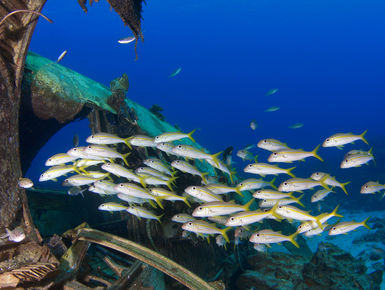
18,177,33,189
268,144,323,163
84,145,130,166
117,194,147,204
75,159,105,168
249,229,299,248
236,149,256,162
86,132,131,148
135,167,170,181
155,142,175,155
184,186,223,202
88,185,116,196
171,160,208,183
205,183,243,197
39,165,81,182
62,174,104,186
126,206,163,222
237,178,277,192
94,180,118,194
328,217,370,236
182,220,230,242
192,199,254,217
265,106,280,112
208,216,228,225
304,226,326,237
344,149,369,159
310,172,349,195
126,135,156,148
259,194,304,208
143,158,173,176
171,145,222,167
169,67,182,78
273,205,324,228
118,36,136,44
67,147,105,160
257,138,290,152
98,202,128,212
278,176,329,192
244,163,296,178
360,181,385,194
101,162,144,185
142,175,176,191
322,130,368,148
311,189,334,202
253,189,297,200
45,153,78,166
154,129,196,143
148,188,190,207
340,150,374,168
171,213,196,223
225,204,278,227
297,205,342,233
114,183,164,209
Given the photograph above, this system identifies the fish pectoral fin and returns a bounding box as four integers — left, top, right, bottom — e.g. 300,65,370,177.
337,146,344,150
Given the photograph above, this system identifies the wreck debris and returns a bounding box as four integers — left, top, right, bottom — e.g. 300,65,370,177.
0,9,53,28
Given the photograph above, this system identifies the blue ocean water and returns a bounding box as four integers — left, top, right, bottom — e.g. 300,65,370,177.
28,0,385,209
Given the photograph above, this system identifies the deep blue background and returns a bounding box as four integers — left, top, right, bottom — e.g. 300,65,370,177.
27,0,385,209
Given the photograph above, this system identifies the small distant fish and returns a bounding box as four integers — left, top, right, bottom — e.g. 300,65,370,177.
171,213,196,224
250,120,257,130
253,243,267,253
18,177,33,189
311,189,333,203
237,149,256,162
322,130,368,148
328,217,370,235
4,227,25,243
360,181,385,194
289,123,303,129
67,186,86,197
169,67,182,78
216,235,227,249
56,50,67,63
118,36,136,44
265,106,280,112
73,134,79,147
265,88,279,96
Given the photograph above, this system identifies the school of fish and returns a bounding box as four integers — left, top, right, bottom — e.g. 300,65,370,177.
37,128,375,251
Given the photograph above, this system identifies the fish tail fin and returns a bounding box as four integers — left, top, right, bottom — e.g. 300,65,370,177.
340,181,350,195
331,205,343,218
148,200,157,208
220,227,231,243
291,193,305,208
210,151,223,167
312,144,323,162
157,213,165,223
122,152,131,166
235,187,244,197
243,199,254,211
154,196,164,209
269,202,281,219
360,130,369,145
289,232,300,248
270,177,277,190
166,177,177,190
138,176,147,188
123,137,133,149
77,166,89,174
286,167,296,178
229,170,237,184
182,196,191,207
201,172,209,184
254,155,258,163
314,215,324,229
171,169,178,178
187,129,197,143
361,217,371,229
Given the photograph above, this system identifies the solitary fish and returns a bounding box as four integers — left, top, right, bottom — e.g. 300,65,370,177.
360,181,385,194
289,123,303,129
56,50,67,63
265,88,279,96
154,129,196,143
169,67,182,78
265,106,280,112
322,130,368,148
249,229,299,248
328,218,370,236
250,120,257,130
118,36,136,44
18,177,33,189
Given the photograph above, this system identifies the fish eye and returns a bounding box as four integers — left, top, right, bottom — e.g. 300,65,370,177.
73,148,77,151
365,185,368,188
332,227,336,230
278,206,282,209
176,215,180,218
263,140,267,143
155,136,159,139
248,165,252,168
230,217,234,221
345,159,348,163
284,182,288,185
326,138,330,142
119,184,123,187
48,158,52,161
177,145,182,149
91,136,94,139
192,186,196,190
256,233,260,236
273,153,278,156
198,207,203,210
188,222,192,226
239,183,243,186
299,225,302,229
87,145,92,149
151,160,154,163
